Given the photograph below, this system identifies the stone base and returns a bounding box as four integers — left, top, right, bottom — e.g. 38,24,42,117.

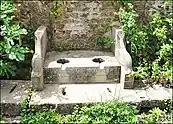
29,84,172,114
44,50,121,84
1,80,172,117
0,80,30,117
44,66,121,84
124,74,134,89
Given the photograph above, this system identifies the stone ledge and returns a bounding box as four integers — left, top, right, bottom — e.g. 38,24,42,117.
44,66,121,84
29,84,172,114
0,80,31,117
1,116,21,124
1,80,172,117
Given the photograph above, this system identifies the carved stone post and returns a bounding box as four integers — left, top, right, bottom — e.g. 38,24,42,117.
31,26,48,91
111,27,134,89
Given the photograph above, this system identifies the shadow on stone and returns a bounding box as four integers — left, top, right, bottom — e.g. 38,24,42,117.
92,58,105,63
57,59,69,64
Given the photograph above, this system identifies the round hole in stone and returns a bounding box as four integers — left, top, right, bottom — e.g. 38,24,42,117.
62,87,66,95
62,91,66,95
57,59,69,64
92,58,105,63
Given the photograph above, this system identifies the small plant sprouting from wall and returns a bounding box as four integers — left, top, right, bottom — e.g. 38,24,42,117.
95,37,114,46
50,1,65,18
95,36,114,50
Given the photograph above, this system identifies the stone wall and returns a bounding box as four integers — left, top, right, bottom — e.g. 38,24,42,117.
16,1,54,49
52,1,120,51
16,0,164,52
16,0,120,51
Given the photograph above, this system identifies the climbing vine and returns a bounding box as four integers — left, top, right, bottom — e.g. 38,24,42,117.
117,0,173,84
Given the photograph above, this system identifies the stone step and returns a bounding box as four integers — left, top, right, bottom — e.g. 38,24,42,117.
0,80,30,117
44,51,121,84
1,80,172,117
1,116,21,124
29,83,172,114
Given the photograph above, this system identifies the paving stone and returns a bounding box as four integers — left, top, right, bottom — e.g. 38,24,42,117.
30,83,172,114
0,80,31,117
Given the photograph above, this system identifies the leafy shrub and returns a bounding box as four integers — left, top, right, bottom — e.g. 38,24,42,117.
21,98,173,124
21,94,64,124
63,100,137,123
118,1,173,83
140,107,172,124
0,1,31,78
21,100,138,124
22,111,63,124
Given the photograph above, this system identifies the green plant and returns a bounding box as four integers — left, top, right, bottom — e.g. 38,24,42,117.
22,111,63,124
117,0,132,6
95,37,114,46
118,0,173,83
21,92,64,124
141,108,164,123
50,1,64,18
21,98,172,124
140,107,172,124
21,100,138,124
0,115,5,123
0,1,31,78
20,96,31,117
66,100,138,123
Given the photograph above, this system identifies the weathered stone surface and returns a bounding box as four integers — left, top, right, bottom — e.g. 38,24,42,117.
0,80,30,117
124,74,134,89
52,1,119,51
43,50,121,84
1,80,172,117
1,116,21,124
16,1,120,51
31,26,48,91
16,1,54,44
16,1,164,51
113,28,132,74
45,50,115,59
29,83,172,114
44,66,121,84
16,1,166,52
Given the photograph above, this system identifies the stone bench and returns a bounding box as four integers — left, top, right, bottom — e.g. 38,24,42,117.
31,26,134,91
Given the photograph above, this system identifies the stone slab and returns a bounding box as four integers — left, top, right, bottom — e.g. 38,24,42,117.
30,84,172,111
44,51,119,68
44,66,121,84
1,80,172,116
1,116,21,124
44,50,121,84
0,80,31,117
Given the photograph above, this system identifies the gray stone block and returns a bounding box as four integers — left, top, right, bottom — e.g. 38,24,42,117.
124,74,134,89
0,80,30,117
44,66,121,84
